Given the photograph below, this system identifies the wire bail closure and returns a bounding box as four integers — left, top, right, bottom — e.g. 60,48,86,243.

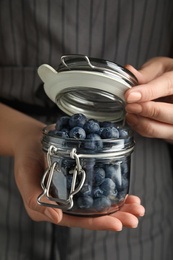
37,143,134,210
37,146,86,210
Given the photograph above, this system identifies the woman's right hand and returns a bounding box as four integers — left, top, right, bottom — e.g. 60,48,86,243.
124,57,173,142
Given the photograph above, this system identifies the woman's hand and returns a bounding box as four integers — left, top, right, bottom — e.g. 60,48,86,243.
124,57,173,142
0,104,145,231
16,144,144,231
57,195,144,231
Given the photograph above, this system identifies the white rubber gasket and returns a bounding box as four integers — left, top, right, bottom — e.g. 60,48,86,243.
42,70,131,103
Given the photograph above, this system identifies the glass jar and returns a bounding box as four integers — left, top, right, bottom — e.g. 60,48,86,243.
37,55,138,216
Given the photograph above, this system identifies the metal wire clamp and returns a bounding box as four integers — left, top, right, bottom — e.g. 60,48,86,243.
37,146,86,210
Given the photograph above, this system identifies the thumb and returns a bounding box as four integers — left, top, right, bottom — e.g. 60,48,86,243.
125,57,173,85
24,189,63,224
15,154,63,224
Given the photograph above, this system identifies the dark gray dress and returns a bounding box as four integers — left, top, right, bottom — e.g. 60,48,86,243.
0,1,173,259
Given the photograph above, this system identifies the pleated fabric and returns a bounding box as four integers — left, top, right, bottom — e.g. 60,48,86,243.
0,0,173,108
0,1,173,260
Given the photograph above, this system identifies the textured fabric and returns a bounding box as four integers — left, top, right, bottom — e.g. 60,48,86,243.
1,0,173,108
0,1,173,260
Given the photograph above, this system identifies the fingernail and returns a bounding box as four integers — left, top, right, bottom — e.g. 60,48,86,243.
126,92,142,103
126,114,139,126
139,211,145,217
139,207,145,217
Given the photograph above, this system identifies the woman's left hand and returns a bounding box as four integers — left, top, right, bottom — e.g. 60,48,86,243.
58,195,144,231
124,57,173,142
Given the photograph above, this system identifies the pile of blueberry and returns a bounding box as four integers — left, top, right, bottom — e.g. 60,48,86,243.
49,113,129,139
48,113,131,215
77,161,129,213
48,113,130,151
50,157,130,214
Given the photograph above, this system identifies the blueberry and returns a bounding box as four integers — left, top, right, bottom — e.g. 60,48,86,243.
100,121,115,128
101,126,119,139
117,177,129,192
83,159,95,185
61,128,69,134
118,127,131,144
105,164,122,189
84,133,103,150
79,183,92,197
100,178,116,196
67,174,73,190
52,130,69,138
108,189,118,200
66,174,79,190
121,160,129,176
59,131,69,138
118,128,129,138
106,165,129,193
98,121,116,136
105,165,117,181
118,191,127,200
84,119,100,134
93,196,111,212
48,129,59,135
69,127,86,139
93,187,104,198
84,158,95,175
62,159,75,169
55,116,70,131
94,167,105,186
77,196,93,209
98,127,104,136
69,113,87,128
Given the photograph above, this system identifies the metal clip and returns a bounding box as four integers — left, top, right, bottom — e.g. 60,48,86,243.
37,146,86,210
60,54,137,86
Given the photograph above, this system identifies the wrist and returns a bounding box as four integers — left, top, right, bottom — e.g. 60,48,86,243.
0,103,45,156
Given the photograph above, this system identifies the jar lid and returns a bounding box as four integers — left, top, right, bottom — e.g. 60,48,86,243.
38,55,138,122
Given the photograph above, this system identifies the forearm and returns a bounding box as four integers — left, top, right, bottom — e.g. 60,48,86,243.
0,103,45,156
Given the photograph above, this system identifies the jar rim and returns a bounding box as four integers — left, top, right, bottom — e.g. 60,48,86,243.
57,55,138,86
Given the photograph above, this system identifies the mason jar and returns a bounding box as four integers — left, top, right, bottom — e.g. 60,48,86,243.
37,54,138,216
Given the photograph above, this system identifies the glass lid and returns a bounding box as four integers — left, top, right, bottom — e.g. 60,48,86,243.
38,55,138,122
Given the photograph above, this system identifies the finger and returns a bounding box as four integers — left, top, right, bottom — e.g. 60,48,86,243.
23,190,63,223
126,101,173,124
139,57,173,82
111,211,139,228
59,214,123,231
126,113,173,140
125,57,173,84
119,203,145,217
125,71,173,103
125,195,141,204
125,65,144,84
24,199,63,224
